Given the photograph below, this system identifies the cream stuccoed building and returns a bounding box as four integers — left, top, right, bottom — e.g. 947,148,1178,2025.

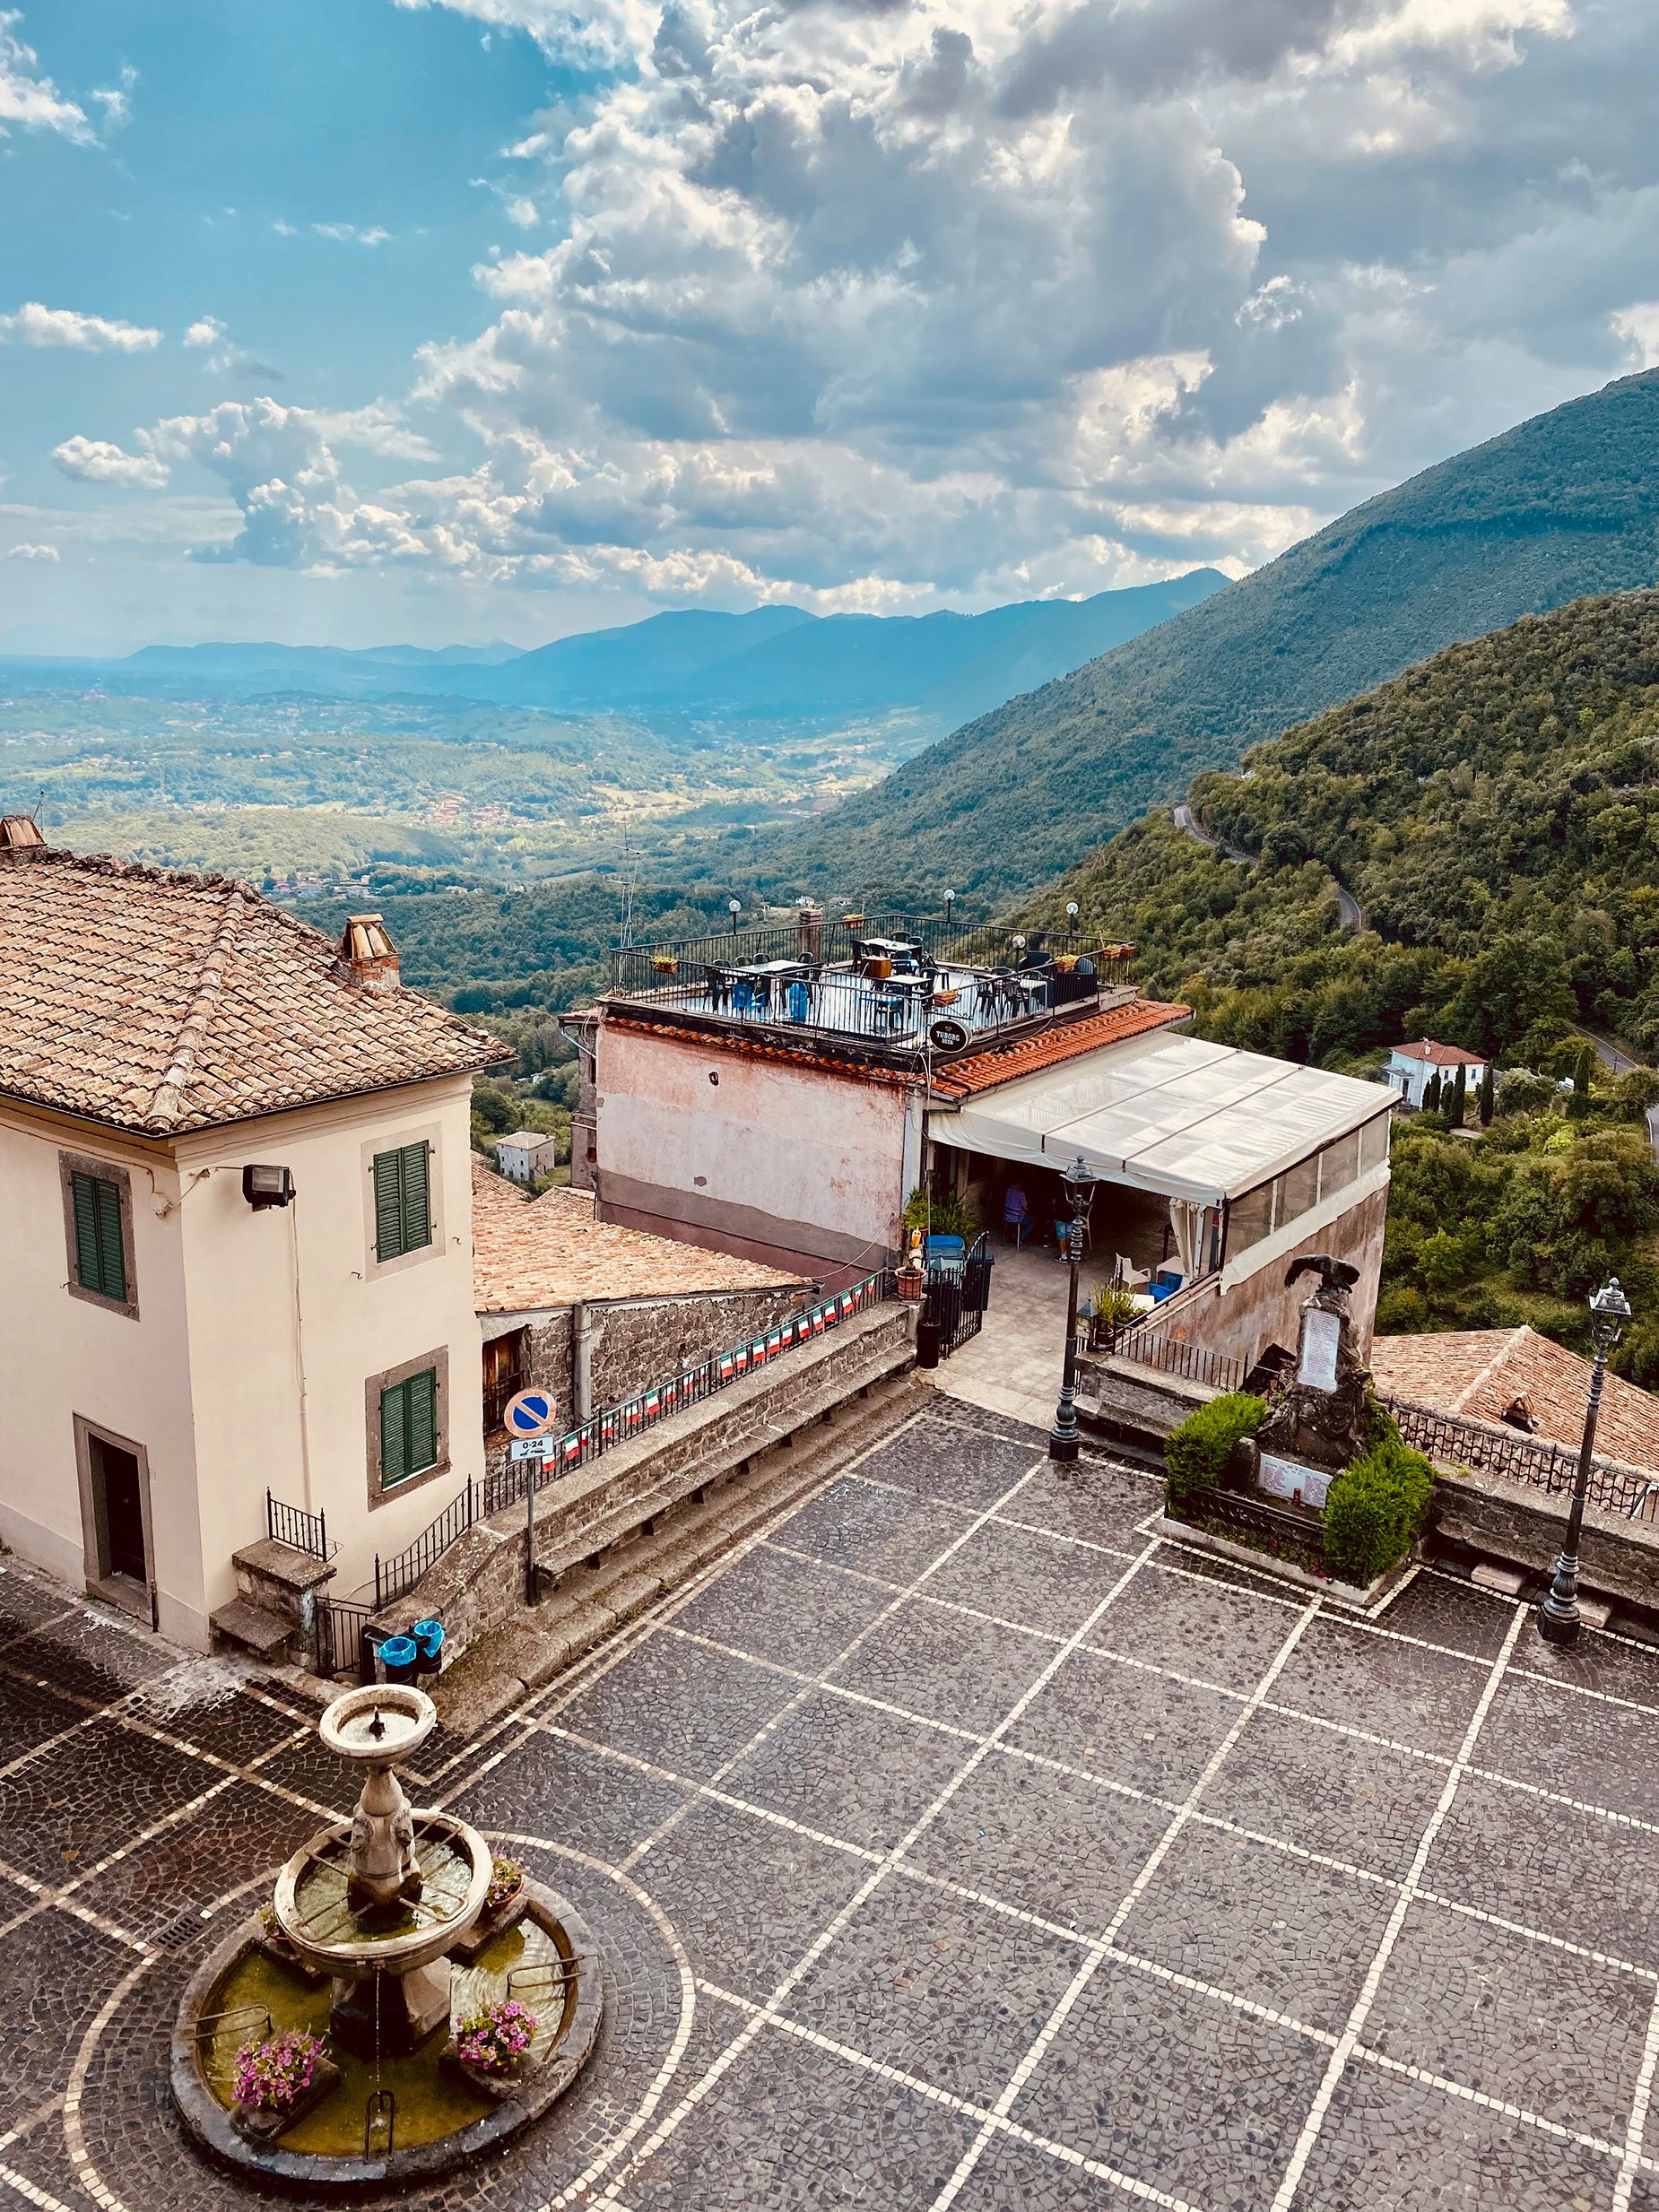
0,817,503,1651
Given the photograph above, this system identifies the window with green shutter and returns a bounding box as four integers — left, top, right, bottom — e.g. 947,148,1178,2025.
380,1368,439,1488
371,1141,432,1262
71,1170,128,1302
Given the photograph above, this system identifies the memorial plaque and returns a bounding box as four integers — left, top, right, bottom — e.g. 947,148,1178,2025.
1297,1306,1342,1393
1257,1453,1333,1510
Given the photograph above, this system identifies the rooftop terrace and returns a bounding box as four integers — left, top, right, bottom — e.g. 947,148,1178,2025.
604,910,1134,1063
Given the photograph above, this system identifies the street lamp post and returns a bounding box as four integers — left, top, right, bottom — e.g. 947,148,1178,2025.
1537,1276,1632,1646
1049,1154,1098,1463
727,897,742,939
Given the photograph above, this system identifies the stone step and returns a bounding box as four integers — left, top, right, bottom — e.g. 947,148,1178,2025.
427,1364,929,1735
210,1597,295,1661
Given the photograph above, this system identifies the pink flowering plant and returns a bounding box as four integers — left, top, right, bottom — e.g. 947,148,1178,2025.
484,1855,525,1915
232,2028,326,2112
456,1998,538,2076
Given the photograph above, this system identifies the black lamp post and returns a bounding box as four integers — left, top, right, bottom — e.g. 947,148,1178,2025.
1537,1276,1632,1646
727,897,742,939
1049,1154,1098,1463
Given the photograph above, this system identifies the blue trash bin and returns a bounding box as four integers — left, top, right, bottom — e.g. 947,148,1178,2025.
379,1635,419,1685
411,1618,445,1676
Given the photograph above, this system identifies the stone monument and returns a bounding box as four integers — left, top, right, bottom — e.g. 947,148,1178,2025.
1253,1254,1373,1509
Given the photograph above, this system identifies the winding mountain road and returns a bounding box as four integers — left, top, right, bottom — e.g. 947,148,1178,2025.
1171,802,1366,931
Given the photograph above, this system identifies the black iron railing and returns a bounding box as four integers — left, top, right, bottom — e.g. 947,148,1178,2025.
370,1266,894,1611
1168,1488,1327,1571
1381,1396,1659,1521
1104,1329,1246,1394
612,911,1132,997
313,1595,376,1680
265,1489,334,1560
921,1232,992,1358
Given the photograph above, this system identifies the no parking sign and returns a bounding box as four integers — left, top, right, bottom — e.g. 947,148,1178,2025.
503,1388,558,1442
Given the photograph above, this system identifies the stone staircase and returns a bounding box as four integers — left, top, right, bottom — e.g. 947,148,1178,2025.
375,1299,918,1730
211,1534,335,1664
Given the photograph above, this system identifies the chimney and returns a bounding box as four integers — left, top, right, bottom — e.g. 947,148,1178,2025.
336,912,401,992
0,814,48,865
795,897,823,962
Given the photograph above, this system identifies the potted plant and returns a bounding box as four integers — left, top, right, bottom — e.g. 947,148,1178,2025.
230,2028,339,2143
446,1998,541,2100
650,953,679,976
448,1854,532,1964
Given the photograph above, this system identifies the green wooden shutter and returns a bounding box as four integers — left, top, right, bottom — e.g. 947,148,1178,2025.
94,1177,126,1300
400,1142,431,1252
380,1382,409,1486
71,1171,126,1300
371,1142,431,1261
373,1151,404,1261
407,1368,438,1472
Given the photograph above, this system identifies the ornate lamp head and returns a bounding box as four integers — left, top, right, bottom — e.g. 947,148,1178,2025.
1590,1276,1633,1352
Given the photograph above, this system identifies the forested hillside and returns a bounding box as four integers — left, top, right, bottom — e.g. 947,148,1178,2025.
745,368,1659,900
1030,588,1659,1365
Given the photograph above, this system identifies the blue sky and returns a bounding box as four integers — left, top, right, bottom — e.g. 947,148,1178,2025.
3,0,1656,653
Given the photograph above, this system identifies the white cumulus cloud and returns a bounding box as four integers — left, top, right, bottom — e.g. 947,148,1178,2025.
50,436,169,490
0,9,90,139
1,301,161,351
7,541,59,560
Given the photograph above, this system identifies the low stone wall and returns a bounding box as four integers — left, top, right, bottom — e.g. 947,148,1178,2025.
1075,1351,1217,1451
394,1302,913,1656
1081,1349,1659,1615
1432,1462,1659,1613
485,1283,807,1481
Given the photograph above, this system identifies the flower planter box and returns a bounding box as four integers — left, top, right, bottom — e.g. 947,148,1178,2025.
1151,1511,1419,1612
649,957,679,976
446,1879,531,1965
440,2043,541,2104
232,2056,342,2145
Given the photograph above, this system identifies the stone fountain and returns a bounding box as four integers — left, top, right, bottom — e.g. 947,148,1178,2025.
172,1682,603,2185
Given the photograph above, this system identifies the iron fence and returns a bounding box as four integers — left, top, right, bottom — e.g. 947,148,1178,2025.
313,1595,376,1681
1090,1275,1243,1394
370,1265,894,1611
921,1232,992,1358
1168,1488,1327,1570
265,1489,334,1560
1381,1396,1659,1521
611,910,1133,997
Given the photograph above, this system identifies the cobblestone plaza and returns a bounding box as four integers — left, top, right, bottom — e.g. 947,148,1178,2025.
4,1395,1659,2210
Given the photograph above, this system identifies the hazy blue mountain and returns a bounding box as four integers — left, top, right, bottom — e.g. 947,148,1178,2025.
735,368,1659,900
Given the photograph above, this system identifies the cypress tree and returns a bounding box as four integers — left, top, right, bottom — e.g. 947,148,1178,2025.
1568,1044,1594,1120
1424,1070,1443,1115
1478,1062,1495,1127
1450,1064,1468,1125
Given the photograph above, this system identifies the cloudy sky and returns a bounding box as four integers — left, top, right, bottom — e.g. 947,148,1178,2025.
1,0,1655,653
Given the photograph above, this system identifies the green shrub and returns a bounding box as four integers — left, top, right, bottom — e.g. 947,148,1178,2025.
1165,1393,1265,1516
1324,1435,1435,1585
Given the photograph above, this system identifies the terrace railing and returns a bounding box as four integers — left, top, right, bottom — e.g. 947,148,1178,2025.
265,1489,334,1560
1089,1271,1243,1392
1380,1396,1659,1522
369,1266,894,1611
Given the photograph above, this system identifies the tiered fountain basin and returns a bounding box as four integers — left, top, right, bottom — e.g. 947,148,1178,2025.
170,1686,602,2188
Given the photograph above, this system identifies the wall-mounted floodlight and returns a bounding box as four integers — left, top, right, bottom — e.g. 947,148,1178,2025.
242,1164,296,1210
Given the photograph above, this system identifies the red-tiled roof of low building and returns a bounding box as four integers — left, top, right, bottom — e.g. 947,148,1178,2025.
930,998,1191,1099
0,842,503,1133
1394,1039,1487,1068
472,1156,805,1313
1371,1324,1659,1473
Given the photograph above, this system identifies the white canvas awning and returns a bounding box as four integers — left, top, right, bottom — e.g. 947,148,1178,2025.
933,1029,1391,1206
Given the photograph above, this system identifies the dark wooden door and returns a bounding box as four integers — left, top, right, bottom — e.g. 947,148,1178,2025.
94,1437,147,1583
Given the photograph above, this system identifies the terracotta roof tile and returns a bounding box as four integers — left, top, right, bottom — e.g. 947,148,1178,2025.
471,1157,805,1312
930,998,1191,1098
1371,1324,1659,1473
1394,1039,1487,1068
0,845,504,1133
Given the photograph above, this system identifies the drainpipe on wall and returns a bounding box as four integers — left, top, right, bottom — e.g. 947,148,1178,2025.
572,1300,594,1422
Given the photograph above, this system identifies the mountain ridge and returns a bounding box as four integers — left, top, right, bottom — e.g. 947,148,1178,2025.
735,368,1659,900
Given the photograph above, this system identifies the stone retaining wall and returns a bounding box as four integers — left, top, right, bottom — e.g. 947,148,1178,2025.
391,1302,914,1655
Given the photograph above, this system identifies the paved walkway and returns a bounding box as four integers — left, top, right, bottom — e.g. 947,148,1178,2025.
934,1241,1073,1432
5,1398,1659,2210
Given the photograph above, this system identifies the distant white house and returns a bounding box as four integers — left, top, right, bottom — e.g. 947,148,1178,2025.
1385,1038,1487,1110
495,1130,559,1184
